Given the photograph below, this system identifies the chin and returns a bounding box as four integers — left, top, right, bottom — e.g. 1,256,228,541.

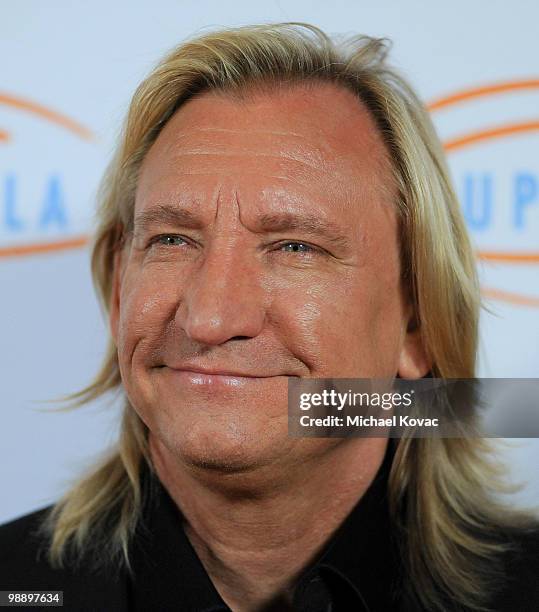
157,416,283,475
181,452,264,474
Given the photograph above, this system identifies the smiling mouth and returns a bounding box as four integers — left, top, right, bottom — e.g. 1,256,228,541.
172,368,263,378
158,362,290,377
158,366,284,387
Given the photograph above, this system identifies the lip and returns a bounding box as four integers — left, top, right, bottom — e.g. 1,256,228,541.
165,366,268,378
160,366,276,388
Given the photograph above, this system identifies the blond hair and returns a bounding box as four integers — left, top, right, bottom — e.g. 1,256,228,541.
41,22,535,611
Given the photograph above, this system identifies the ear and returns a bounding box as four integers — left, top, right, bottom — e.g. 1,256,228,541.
109,247,125,346
397,310,432,379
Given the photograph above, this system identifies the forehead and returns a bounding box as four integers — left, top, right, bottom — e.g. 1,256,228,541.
135,80,395,222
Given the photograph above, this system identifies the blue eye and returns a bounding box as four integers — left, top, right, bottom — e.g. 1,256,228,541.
279,242,315,254
151,235,188,247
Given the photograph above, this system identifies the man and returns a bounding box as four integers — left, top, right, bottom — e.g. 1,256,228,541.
1,22,538,612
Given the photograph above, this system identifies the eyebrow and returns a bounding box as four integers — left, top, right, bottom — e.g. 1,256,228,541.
256,212,351,249
133,203,352,250
134,204,204,234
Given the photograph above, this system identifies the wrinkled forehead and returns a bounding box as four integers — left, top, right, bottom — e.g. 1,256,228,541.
134,81,397,223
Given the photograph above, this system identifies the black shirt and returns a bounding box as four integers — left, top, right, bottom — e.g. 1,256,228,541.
128,445,399,612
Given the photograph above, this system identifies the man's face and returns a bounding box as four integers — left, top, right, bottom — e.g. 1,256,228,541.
110,82,428,472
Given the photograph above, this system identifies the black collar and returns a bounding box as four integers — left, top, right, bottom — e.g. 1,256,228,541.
307,442,402,611
128,444,400,612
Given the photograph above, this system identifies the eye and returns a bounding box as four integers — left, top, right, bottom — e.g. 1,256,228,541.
149,234,189,248
277,241,320,255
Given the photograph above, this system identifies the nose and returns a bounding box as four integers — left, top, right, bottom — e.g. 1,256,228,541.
177,246,267,346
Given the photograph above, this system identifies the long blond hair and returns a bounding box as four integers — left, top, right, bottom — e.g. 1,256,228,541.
41,22,535,611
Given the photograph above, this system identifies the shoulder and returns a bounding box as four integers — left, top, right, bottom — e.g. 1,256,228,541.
0,507,129,611
490,527,539,611
0,506,52,582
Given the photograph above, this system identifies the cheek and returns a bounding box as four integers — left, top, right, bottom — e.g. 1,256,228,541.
117,267,179,369
276,265,405,377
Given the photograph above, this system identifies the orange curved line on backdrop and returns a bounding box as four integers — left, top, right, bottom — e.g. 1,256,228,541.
482,287,539,308
443,120,539,152
0,93,94,141
0,128,10,142
0,235,89,258
478,251,539,263
427,79,539,111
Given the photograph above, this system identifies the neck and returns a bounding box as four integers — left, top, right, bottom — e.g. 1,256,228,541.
149,435,388,612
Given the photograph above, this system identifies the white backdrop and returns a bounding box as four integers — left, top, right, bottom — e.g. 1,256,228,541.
1,0,538,524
